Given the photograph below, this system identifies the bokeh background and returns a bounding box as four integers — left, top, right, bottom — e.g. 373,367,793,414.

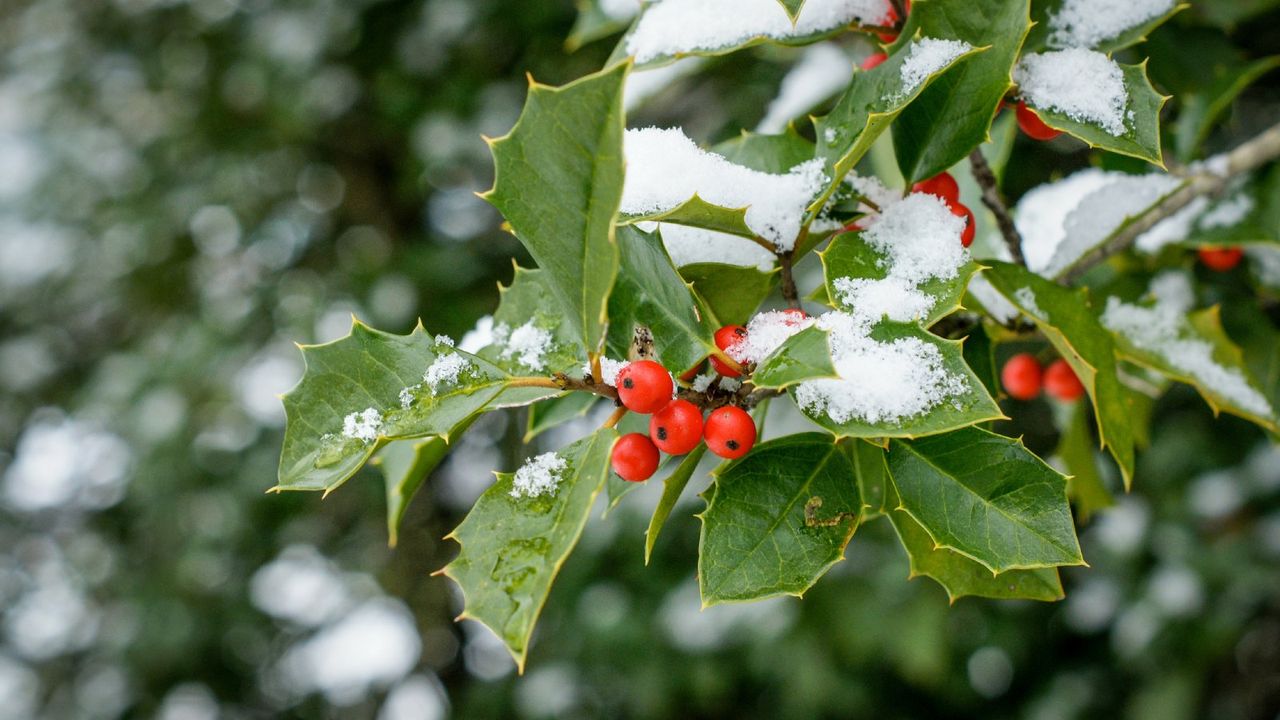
2,1,1280,718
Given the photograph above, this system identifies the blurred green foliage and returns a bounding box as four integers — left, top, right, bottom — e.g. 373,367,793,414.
1,1,1279,718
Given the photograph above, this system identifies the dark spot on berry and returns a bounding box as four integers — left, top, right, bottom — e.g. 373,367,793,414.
622,378,634,389
656,427,667,441
734,328,747,337
726,439,739,450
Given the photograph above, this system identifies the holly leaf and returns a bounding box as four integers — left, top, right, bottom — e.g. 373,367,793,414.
619,195,756,239
606,225,721,375
1027,0,1184,52
1056,401,1113,521
679,263,780,327
820,230,983,327
644,445,708,563
482,63,628,357
885,481,1064,602
752,326,839,390
1017,61,1167,166
887,426,1084,573
440,428,618,671
376,434,457,548
699,433,860,605
983,262,1137,487
277,321,509,494
891,0,1031,184
1103,303,1279,432
524,393,597,443
811,38,986,215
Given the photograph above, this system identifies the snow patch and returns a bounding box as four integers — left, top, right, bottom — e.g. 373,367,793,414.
499,321,553,371
584,357,628,386
424,353,472,395
510,452,569,499
342,408,382,442
794,312,968,424
897,38,973,99
728,310,815,364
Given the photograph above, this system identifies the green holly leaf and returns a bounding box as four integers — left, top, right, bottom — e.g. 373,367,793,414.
883,477,1064,601
752,326,839,390
1102,303,1279,432
820,230,983,327
277,322,509,494
888,426,1084,573
482,63,628,357
811,38,986,215
606,225,721,375
787,323,1003,438
1016,60,1167,166
1027,0,1185,52
619,195,756,239
679,263,780,327
440,428,617,671
524,393,598,443
699,433,861,605
891,0,1031,184
376,434,458,548
983,262,1137,487
644,445,708,563
1056,402,1113,521
776,0,806,22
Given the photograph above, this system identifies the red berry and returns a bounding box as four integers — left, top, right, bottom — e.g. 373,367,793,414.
912,172,960,205
949,201,976,248
861,52,888,71
611,433,660,482
1001,353,1042,401
1016,101,1061,141
1198,246,1244,272
704,406,757,459
650,399,704,455
616,360,673,414
1044,359,1085,402
712,325,747,377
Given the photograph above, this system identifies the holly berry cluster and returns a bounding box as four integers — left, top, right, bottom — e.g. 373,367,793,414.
608,329,761,482
1000,353,1085,403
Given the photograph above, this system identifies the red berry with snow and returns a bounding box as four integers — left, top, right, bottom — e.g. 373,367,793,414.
1001,353,1042,401
861,52,888,71
950,201,976,248
876,2,906,43
611,433,660,482
712,325,747,377
650,399,704,455
780,308,808,325
616,360,673,414
1198,246,1244,272
912,172,960,205
1016,101,1061,141
1044,359,1085,402
704,406,757,459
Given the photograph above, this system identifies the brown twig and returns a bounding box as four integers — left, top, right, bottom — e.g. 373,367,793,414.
779,251,800,309
969,149,1025,266
602,406,627,429
1057,120,1280,284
